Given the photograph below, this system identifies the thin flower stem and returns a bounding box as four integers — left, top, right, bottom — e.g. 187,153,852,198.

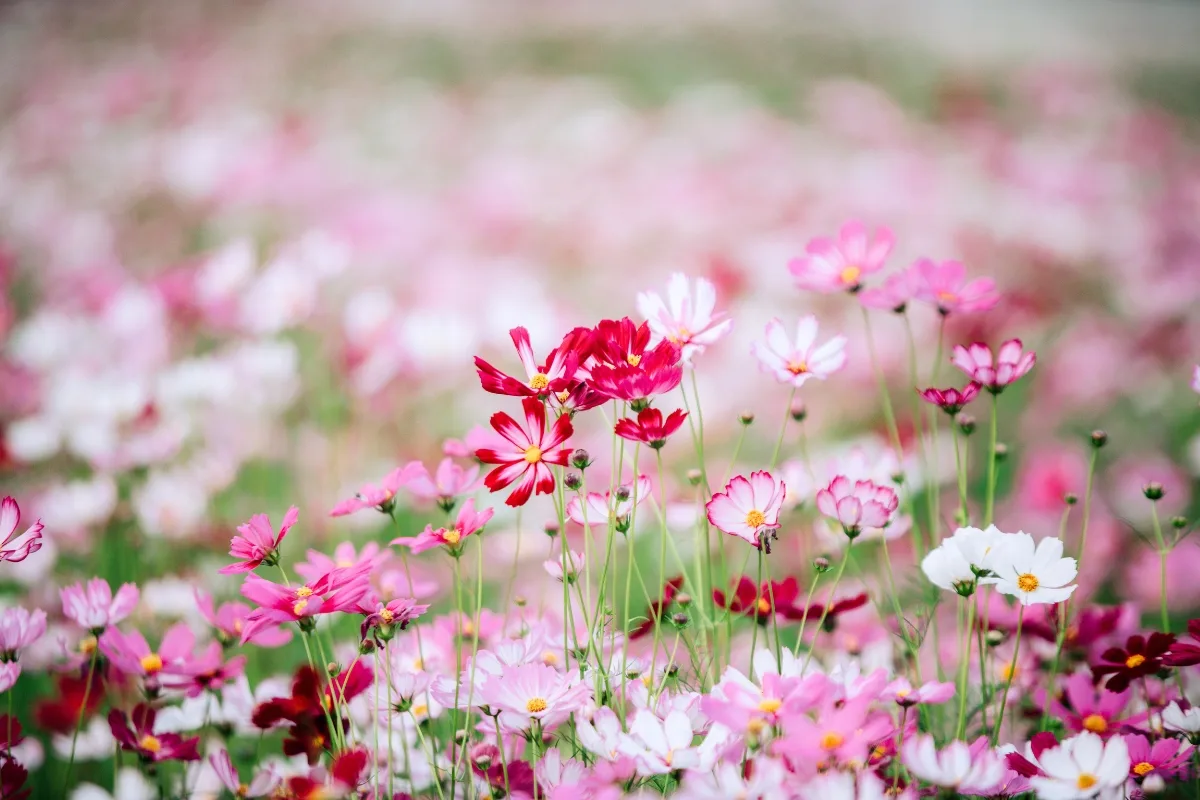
1150,500,1170,633
1075,448,1099,572
984,393,1000,526
952,425,968,524
992,605,1025,744
793,571,821,658
650,449,671,685
749,548,764,679
976,610,990,731
861,307,904,459
763,553,783,668
769,387,796,470
449,555,465,799
62,645,100,793
802,539,853,672
955,597,976,738
493,715,511,797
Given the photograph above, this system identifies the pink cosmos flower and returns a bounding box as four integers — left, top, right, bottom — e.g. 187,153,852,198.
238,568,372,644
751,317,847,389
1123,733,1194,781
405,457,481,510
477,397,573,507
788,220,894,293
211,748,280,798
614,407,688,449
61,578,140,632
636,273,734,363
475,326,592,399
99,622,195,683
1041,671,1142,737
0,607,46,657
902,734,1007,793
910,258,1000,315
951,339,1036,394
481,663,591,732
219,506,299,575
160,641,247,698
0,663,18,693
195,590,292,648
575,707,626,761
294,542,387,584
565,476,651,533
0,496,43,564
392,498,494,555
815,476,899,538
773,693,891,770
108,703,200,762
444,425,508,459
329,464,422,517
544,550,585,584
881,677,956,708
705,471,787,550
357,596,429,643
621,709,705,775
859,268,918,313
918,382,982,415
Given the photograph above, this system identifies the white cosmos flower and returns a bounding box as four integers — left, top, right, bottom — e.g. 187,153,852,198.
902,734,1006,791
990,533,1077,606
921,525,1011,595
1029,731,1129,800
1163,701,1200,735
921,541,976,596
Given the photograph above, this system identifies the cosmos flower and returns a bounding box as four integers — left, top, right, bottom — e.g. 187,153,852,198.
480,663,591,733
219,506,300,574
1162,702,1200,736
588,336,684,407
0,607,46,658
815,476,899,538
195,590,292,648
918,382,981,415
108,704,200,762
476,397,573,507
404,457,482,510
0,497,42,564
989,533,1077,606
751,317,847,389
210,749,280,798
711,576,805,624
391,498,494,556
329,463,421,517
238,569,372,644
474,326,592,399
705,472,786,550
61,578,140,633
614,407,688,449
1122,734,1194,782
1028,731,1129,800
859,268,918,313
788,220,894,294
951,340,1036,394
1042,671,1141,737
909,258,999,315
99,622,195,683
880,677,955,708
1091,632,1176,693
902,734,1007,793
636,273,733,363
565,476,651,533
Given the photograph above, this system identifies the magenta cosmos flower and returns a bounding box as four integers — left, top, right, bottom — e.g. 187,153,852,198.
751,317,847,388
910,258,999,315
952,339,1036,394
329,463,422,517
196,589,291,648
636,273,734,363
239,568,371,643
918,382,982,415
219,506,299,574
109,703,200,762
0,496,42,564
587,338,684,408
477,397,573,507
61,578,140,633
99,622,195,683
475,326,592,399
706,471,787,551
405,457,481,511
392,498,495,556
816,476,899,538
614,407,688,449
788,220,894,294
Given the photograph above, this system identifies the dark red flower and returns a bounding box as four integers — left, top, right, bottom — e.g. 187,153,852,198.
34,670,104,735
802,592,870,630
470,744,539,799
477,398,574,507
629,576,686,641
713,576,805,625
614,407,688,449
284,746,371,799
475,327,592,399
0,756,29,800
917,382,981,415
1005,731,1059,777
1092,632,1175,692
1164,619,1200,667
588,328,683,407
0,717,21,751
252,663,373,765
108,704,200,762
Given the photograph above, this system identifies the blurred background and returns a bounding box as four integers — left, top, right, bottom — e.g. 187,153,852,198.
3,0,1200,680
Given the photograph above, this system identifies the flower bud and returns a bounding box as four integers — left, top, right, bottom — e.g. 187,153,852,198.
1172,516,1188,530
454,728,470,744
544,521,559,538
686,469,702,487
675,593,692,608
994,442,1008,461
1064,493,1078,506
738,410,755,426
564,472,583,491
985,629,1005,647
327,662,340,677
1143,482,1165,501
570,448,592,470
790,401,807,422
671,612,690,629
514,595,527,607
359,639,376,655
1090,429,1108,448
956,413,976,436
614,486,632,502
813,556,832,574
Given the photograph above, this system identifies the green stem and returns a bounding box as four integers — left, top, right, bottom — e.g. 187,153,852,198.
1150,501,1170,632
749,548,763,679
802,539,853,672
861,306,904,458
62,646,100,793
984,393,999,526
992,605,1024,744
955,597,976,738
769,387,796,469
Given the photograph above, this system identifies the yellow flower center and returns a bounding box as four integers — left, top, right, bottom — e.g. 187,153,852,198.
1082,714,1108,733
820,732,845,750
642,675,653,688
293,599,309,615
442,529,461,545
626,354,642,367
237,784,249,798
936,290,958,304
744,509,766,529
523,445,543,464
758,699,782,713
1076,774,1097,790
140,653,164,674
296,587,314,598
746,718,766,735
1016,573,1039,593
79,636,97,655
526,697,548,713
667,327,691,345
139,735,162,753
556,390,570,402
1126,653,1146,669
380,609,395,623
233,619,243,633
412,704,428,717
756,597,772,614
895,688,910,699
337,558,353,567
1133,762,1155,777
664,749,674,767
840,265,862,285
461,620,475,637
542,651,559,666
529,374,549,391
786,361,809,375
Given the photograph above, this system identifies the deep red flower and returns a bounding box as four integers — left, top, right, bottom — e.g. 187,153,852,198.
629,576,686,641
712,576,805,625
284,747,371,799
614,407,688,449
1005,731,1059,777
802,593,870,630
477,398,573,507
475,327,592,399
252,662,372,765
1092,632,1175,692
590,318,653,368
1164,619,1200,667
917,382,981,415
34,670,104,735
470,745,539,799
108,704,201,762
0,756,29,800
588,337,683,408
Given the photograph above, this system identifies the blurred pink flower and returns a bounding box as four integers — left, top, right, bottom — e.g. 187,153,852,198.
329,465,421,517
816,476,899,537
951,340,1036,393
859,269,918,313
99,622,194,681
195,590,292,648
636,273,733,364
61,578,139,632
751,317,847,388
910,259,999,315
788,221,894,294
405,457,482,510
0,496,43,564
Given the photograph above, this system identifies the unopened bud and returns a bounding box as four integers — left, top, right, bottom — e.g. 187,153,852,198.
327,662,340,677
1064,493,1078,506
985,629,1005,647
675,593,692,608
564,472,583,491
790,402,807,422
670,612,690,629
1090,430,1108,449
738,410,755,426
957,413,976,436
814,556,832,574
454,729,470,744
667,662,680,677
1143,482,1165,501
514,595,527,608
359,639,376,655
570,448,592,470
1172,516,1188,530
686,469,702,487
614,486,632,502
544,521,559,538
994,442,1008,462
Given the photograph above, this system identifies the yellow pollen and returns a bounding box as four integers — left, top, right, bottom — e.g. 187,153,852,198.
412,704,428,717
293,599,309,615
936,290,958,303
380,609,395,623
758,699,782,714
1126,653,1146,669
523,445,543,464
79,636,97,655
895,689,910,699
526,697,548,713
664,749,674,767
556,390,570,402
756,597,772,614
626,354,642,367
1016,573,1039,593
1000,663,1017,681
786,361,809,375
413,659,424,670
1133,762,1155,777
529,374,549,391
746,718,766,735
139,735,161,753
1082,714,1108,733
461,620,475,637
337,559,353,567
542,651,559,666
840,265,862,285
140,653,164,674
667,327,691,344
1076,774,1097,790
442,529,461,545
237,784,249,798
296,587,314,598
744,509,766,529
233,619,243,633
641,675,652,687
872,745,888,760
820,732,845,750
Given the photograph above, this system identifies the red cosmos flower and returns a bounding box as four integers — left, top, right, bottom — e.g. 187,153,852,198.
629,576,686,640
0,756,29,800
477,398,573,507
34,671,104,735
1163,619,1200,667
108,703,201,762
587,319,684,407
802,592,870,630
712,576,805,625
1091,632,1176,692
475,326,592,399
614,407,688,449
252,663,373,765
283,747,370,799
471,745,539,799
590,318,653,368
918,382,981,415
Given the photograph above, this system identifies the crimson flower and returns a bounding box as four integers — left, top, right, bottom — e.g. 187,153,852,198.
918,382,981,415
951,339,1036,394
614,407,688,449
109,704,200,762
34,670,104,734
475,326,592,399
476,398,573,507
1091,632,1175,692
588,326,683,409
802,592,870,630
252,663,373,765
1164,619,1200,667
629,576,686,641
283,747,370,799
712,576,805,624
0,756,28,800
589,317,654,368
